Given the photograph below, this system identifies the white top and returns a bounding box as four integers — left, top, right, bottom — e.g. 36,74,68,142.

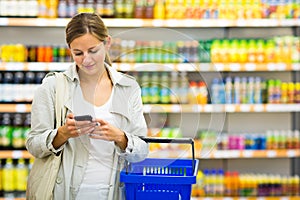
73,86,115,199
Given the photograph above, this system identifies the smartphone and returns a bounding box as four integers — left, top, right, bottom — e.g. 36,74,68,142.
74,115,93,122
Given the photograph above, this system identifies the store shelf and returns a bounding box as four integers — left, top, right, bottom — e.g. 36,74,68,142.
1,62,299,72
191,197,300,200
0,62,70,71
143,104,300,113
206,149,300,159
1,103,299,113
0,104,31,113
149,148,300,159
0,147,298,160
0,199,25,200
0,150,32,159
0,18,299,27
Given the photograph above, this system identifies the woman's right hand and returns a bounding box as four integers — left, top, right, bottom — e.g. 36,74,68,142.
53,113,97,149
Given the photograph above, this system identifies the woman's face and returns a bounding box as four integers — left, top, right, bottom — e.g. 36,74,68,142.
70,33,109,75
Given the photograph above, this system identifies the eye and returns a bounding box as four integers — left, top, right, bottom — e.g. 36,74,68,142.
89,49,99,54
74,52,83,56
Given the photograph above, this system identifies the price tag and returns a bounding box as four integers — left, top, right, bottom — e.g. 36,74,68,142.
292,63,300,71
48,62,69,71
213,150,224,158
36,18,48,26
143,105,151,113
236,19,247,26
0,18,9,25
243,150,253,157
245,63,256,71
229,63,241,71
12,150,23,158
16,104,27,112
204,105,212,112
253,104,264,112
280,197,289,200
225,104,235,112
184,19,195,27
199,63,210,71
171,104,181,112
5,62,24,71
267,63,276,71
212,104,224,112
214,63,224,71
267,150,277,157
166,19,178,27
162,64,175,71
287,150,296,157
119,63,131,71
192,105,201,112
28,62,47,71
228,150,240,158
54,18,68,27
182,63,196,71
240,104,251,112
277,63,286,71
152,19,164,27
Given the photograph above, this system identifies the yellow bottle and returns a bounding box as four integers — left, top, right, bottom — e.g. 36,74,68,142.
15,158,28,195
2,158,16,195
154,0,166,20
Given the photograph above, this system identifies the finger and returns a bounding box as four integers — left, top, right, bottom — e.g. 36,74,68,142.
97,119,108,125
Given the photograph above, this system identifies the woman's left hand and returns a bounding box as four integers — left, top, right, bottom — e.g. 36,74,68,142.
90,119,128,150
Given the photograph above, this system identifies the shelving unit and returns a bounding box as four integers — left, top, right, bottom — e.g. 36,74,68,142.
0,17,299,199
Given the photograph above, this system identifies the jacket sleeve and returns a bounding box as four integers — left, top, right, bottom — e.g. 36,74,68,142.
25,76,64,158
116,83,149,163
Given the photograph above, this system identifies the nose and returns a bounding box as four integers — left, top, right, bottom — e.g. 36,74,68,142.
82,53,93,65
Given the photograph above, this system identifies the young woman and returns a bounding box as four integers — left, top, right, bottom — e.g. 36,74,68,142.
26,13,149,199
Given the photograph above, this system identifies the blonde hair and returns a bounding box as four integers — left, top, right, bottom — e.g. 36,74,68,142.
65,13,112,65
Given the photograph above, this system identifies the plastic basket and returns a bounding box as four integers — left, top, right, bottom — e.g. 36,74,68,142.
120,137,199,200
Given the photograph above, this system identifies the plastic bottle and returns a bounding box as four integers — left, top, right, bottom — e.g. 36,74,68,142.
168,72,178,104
2,158,15,198
295,82,300,103
178,72,189,104
240,77,248,104
216,169,224,196
0,113,13,150
225,77,233,104
2,72,14,102
197,81,208,105
188,81,198,104
141,72,150,104
149,72,160,104
12,114,25,150
288,82,295,103
281,82,288,103
15,158,28,197
254,77,262,104
247,76,255,104
160,72,170,104
233,76,241,104
0,158,2,196
224,171,232,196
213,76,224,104
22,114,31,149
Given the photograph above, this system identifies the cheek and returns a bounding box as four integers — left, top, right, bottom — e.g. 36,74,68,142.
73,56,82,64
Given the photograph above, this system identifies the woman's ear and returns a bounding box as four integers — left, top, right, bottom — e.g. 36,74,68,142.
104,35,112,49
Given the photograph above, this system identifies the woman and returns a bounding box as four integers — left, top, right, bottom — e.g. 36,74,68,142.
26,13,149,199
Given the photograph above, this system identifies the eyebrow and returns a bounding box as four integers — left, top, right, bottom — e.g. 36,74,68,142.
72,44,100,52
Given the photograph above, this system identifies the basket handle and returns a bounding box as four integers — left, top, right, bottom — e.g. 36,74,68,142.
139,136,196,173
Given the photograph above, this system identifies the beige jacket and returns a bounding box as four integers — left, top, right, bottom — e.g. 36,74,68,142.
26,63,149,200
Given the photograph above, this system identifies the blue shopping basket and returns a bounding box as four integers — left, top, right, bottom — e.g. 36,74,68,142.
120,137,199,200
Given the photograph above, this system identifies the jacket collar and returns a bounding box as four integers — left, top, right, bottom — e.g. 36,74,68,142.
63,62,132,86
